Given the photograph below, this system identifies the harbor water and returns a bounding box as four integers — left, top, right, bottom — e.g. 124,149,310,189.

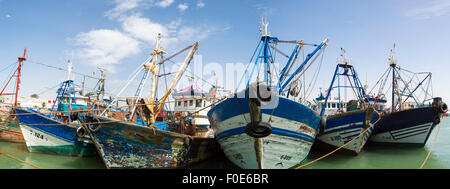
1,117,449,169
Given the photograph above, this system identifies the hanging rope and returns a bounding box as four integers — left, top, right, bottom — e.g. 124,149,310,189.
295,119,376,169
419,121,442,169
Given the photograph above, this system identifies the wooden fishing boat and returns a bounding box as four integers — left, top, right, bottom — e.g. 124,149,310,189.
313,49,380,155
368,44,447,146
15,79,97,156
315,108,379,155
80,35,218,168
207,18,329,169
370,102,446,146
79,115,217,168
15,107,97,156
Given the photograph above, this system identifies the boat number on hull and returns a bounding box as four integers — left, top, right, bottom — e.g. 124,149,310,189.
280,155,292,160
331,136,342,141
29,129,48,141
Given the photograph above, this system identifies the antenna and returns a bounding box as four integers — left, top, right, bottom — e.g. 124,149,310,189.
389,42,397,67
67,59,72,81
259,16,270,37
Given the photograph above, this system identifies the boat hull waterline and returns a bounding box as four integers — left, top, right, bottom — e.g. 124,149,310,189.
369,106,442,146
315,108,379,155
14,108,97,156
208,94,321,169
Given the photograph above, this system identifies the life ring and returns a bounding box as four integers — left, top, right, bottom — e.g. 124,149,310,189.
245,121,272,138
174,112,183,119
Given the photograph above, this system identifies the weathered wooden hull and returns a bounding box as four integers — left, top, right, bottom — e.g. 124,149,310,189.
369,107,442,146
14,108,97,156
208,95,320,169
0,115,24,143
315,108,379,155
84,117,218,169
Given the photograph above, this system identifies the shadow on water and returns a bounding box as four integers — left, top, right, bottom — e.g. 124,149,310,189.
187,150,240,169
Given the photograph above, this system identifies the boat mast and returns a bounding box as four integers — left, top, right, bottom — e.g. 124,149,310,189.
149,33,166,124
151,42,199,125
14,48,27,106
1,48,27,106
389,43,397,112
260,16,271,86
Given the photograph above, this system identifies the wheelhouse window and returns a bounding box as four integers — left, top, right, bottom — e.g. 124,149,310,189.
189,100,193,107
178,101,181,107
184,101,187,107
196,100,202,107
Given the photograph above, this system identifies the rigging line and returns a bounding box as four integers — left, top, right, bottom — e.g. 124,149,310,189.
304,46,324,98
0,62,17,73
285,46,326,93
165,58,217,89
27,60,101,80
36,82,62,96
0,63,18,94
406,71,432,96
304,48,325,101
368,66,391,95
396,71,420,105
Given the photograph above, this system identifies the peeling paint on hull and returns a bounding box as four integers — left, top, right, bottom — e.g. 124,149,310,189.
315,108,379,155
86,117,218,169
208,95,321,169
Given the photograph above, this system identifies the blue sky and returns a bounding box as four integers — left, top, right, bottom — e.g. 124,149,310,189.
1,0,450,104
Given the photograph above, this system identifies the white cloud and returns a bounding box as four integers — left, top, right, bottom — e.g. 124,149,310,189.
197,1,205,8
177,3,188,12
5,14,11,18
177,26,211,42
74,29,141,73
121,13,170,44
105,0,144,19
405,0,450,19
73,0,218,71
156,0,174,8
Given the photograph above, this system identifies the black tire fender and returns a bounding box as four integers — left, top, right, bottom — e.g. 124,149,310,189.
245,121,272,138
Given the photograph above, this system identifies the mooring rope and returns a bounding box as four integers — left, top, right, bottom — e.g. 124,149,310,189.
295,116,378,169
419,121,442,169
0,150,43,169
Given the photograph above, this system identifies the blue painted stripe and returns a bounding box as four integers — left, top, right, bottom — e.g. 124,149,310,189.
325,112,366,130
24,124,76,144
343,133,360,139
340,128,361,135
216,126,315,143
208,95,321,130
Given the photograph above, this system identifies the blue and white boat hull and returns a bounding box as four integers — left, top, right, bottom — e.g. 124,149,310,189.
315,108,379,155
14,108,97,156
208,93,320,169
